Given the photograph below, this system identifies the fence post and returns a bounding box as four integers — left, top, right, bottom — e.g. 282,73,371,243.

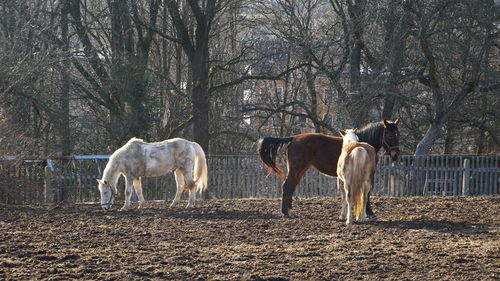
389,161,395,196
462,159,471,196
44,161,55,203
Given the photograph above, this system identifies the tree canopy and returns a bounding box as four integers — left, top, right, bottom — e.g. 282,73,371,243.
0,0,498,156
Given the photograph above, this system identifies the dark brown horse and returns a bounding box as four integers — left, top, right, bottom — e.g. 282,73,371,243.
257,119,400,217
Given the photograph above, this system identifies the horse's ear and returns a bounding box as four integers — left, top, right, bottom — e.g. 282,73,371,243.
96,179,107,185
339,130,346,136
394,118,400,125
383,119,390,128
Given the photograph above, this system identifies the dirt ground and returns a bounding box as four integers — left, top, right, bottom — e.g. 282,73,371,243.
0,196,499,281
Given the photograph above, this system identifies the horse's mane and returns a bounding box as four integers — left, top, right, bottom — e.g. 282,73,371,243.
126,137,144,144
355,121,383,149
104,137,144,179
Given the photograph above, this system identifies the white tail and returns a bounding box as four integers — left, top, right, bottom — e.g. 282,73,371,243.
192,142,208,193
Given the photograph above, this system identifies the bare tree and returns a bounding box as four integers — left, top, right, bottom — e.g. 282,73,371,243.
0,0,63,156
159,0,218,152
404,0,499,155
68,0,161,147
57,1,72,155
245,0,349,133
1,0,498,156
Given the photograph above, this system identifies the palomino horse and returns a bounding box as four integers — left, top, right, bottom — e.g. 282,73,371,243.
337,129,377,224
97,137,208,211
257,119,400,217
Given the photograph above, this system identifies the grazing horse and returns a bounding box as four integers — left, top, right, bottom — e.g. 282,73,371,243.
337,129,377,224
257,119,400,217
97,137,208,211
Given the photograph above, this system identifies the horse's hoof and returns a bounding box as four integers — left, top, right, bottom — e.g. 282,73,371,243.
281,207,291,217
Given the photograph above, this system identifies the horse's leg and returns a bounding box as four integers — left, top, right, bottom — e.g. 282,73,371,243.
344,176,354,225
133,177,145,209
345,188,353,225
281,176,298,217
279,147,311,217
186,189,196,208
170,169,185,208
337,178,347,220
120,176,134,211
281,167,308,217
365,194,373,216
183,168,196,208
366,171,375,217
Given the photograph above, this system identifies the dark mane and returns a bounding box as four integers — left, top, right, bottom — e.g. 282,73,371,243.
355,121,384,151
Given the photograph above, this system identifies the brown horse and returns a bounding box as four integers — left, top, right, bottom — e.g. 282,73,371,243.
337,129,377,224
257,119,400,217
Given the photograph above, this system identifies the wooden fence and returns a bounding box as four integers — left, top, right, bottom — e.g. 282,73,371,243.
0,154,498,204
376,155,499,196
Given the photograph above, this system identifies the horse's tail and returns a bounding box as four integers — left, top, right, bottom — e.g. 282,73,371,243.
350,147,369,219
192,142,208,193
256,137,293,178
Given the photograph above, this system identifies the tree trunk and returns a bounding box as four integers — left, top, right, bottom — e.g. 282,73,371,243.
415,122,442,155
192,85,210,152
475,130,486,154
304,65,319,132
190,51,210,152
107,0,159,144
164,0,215,153
444,126,454,154
349,42,362,92
344,1,366,127
381,96,396,120
347,0,364,92
58,1,71,156
381,4,409,120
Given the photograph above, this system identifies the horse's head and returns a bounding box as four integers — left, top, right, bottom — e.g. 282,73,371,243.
382,119,401,161
97,179,117,210
339,129,359,146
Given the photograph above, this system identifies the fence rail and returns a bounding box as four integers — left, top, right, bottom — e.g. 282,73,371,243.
0,154,498,204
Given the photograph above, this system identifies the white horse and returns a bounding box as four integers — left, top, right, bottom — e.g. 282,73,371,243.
337,129,377,224
97,137,208,211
